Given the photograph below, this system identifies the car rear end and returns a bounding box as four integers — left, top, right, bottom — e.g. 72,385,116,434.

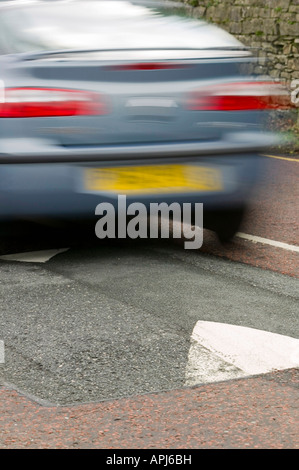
0,0,291,239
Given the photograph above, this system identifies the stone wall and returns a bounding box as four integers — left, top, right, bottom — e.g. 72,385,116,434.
179,0,299,84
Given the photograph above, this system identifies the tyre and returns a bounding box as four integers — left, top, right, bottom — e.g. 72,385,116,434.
203,206,246,243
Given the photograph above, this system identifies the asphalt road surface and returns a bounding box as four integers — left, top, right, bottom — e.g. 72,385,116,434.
0,153,298,449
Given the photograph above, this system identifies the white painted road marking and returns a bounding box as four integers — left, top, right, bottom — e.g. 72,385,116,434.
236,232,299,253
185,321,299,386
0,248,69,263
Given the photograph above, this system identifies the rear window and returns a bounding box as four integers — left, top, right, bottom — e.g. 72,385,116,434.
0,0,195,54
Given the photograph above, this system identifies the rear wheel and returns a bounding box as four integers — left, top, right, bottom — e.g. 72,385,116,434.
203,206,246,243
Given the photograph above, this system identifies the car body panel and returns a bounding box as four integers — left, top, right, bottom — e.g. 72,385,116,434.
0,154,261,218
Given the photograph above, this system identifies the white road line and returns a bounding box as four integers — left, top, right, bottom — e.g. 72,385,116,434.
0,248,69,263
185,321,299,386
236,232,299,253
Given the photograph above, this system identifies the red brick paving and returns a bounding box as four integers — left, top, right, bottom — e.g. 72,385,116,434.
0,369,298,449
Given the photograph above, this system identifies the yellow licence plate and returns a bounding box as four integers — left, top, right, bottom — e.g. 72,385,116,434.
85,164,223,194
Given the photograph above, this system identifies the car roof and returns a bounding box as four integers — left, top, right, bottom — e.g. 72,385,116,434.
0,0,250,59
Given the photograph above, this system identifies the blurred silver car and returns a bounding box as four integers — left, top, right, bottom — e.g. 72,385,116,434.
0,0,290,241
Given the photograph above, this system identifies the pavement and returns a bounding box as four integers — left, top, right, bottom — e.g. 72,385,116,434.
0,369,297,449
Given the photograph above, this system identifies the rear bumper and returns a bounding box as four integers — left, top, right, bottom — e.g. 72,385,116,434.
0,131,279,164
0,151,263,219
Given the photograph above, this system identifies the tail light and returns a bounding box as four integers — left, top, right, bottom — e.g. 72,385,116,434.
107,62,191,71
0,87,109,118
185,81,292,111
